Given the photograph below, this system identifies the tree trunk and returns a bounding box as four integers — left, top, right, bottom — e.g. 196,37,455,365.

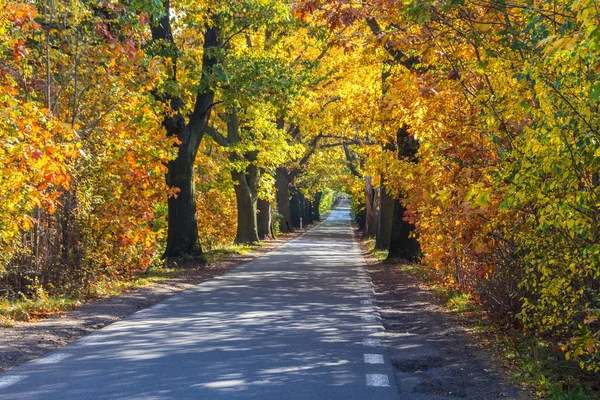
290,190,301,228
387,198,419,261
355,209,366,230
387,125,420,260
227,110,260,244
299,192,311,226
275,167,293,233
153,9,220,259
363,176,378,239
165,147,203,257
232,168,260,244
257,199,273,240
312,191,322,221
375,181,394,250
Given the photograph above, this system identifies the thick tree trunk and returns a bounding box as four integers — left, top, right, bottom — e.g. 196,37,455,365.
232,168,260,244
375,181,394,250
363,176,378,239
387,126,420,260
257,199,273,240
226,109,260,244
153,9,220,259
290,190,301,228
375,136,396,250
165,147,203,257
312,191,322,221
355,209,366,230
388,198,419,261
275,167,293,233
299,193,311,226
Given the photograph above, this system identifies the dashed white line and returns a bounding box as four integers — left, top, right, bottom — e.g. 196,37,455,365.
366,373,390,387
34,353,71,364
363,338,382,347
364,354,385,364
0,375,26,389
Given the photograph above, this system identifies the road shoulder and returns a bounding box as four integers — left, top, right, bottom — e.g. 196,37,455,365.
356,233,533,399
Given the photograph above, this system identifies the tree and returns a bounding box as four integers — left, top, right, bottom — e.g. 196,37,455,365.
150,2,221,258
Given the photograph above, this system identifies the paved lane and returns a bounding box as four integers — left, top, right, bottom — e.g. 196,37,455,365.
0,203,399,399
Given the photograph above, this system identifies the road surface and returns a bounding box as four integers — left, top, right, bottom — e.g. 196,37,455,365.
0,203,400,399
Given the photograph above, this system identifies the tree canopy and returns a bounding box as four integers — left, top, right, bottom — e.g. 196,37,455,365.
1,0,599,376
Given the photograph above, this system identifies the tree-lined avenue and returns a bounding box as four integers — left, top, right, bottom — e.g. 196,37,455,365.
0,203,400,400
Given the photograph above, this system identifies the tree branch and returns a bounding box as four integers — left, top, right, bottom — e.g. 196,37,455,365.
365,17,421,72
343,143,363,178
289,134,322,181
205,126,229,147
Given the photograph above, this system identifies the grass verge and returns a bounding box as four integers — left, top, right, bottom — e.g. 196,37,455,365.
366,239,389,262
204,243,261,264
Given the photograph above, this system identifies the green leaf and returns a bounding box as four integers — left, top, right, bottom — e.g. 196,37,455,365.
590,82,600,100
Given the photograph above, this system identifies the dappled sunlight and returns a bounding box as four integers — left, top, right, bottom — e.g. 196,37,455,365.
0,206,401,400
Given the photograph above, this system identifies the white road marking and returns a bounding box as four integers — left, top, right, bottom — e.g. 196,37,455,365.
360,300,372,305
366,373,390,387
34,353,71,364
363,338,382,347
0,375,26,389
364,354,385,364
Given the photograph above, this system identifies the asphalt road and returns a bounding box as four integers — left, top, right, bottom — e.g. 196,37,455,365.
0,203,400,400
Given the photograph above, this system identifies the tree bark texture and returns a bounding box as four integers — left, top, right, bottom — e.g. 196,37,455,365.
228,111,260,244
275,167,293,233
165,153,203,257
290,190,301,228
388,198,420,260
387,126,420,261
257,199,273,240
312,191,322,221
363,176,378,239
299,192,312,226
375,181,394,250
232,167,260,244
